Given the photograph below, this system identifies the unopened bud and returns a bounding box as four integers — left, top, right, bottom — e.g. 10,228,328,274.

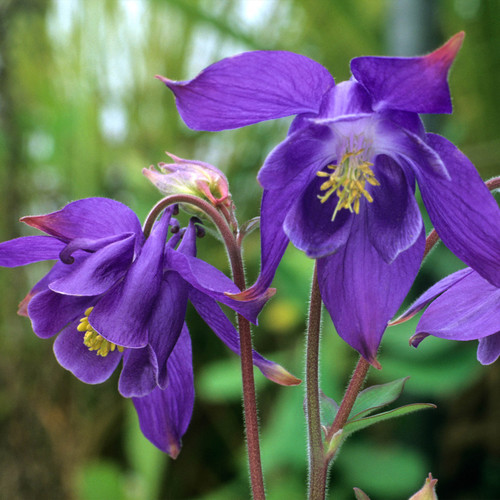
143,153,232,211
409,473,438,500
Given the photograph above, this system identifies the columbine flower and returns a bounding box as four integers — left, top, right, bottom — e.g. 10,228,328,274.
158,32,500,365
393,267,500,365
0,197,299,456
143,153,232,210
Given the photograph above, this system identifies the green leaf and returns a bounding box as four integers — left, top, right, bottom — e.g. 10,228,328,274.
344,403,436,436
348,377,410,420
319,390,339,427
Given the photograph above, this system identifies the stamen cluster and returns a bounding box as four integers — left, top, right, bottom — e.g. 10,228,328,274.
317,149,380,220
77,307,124,357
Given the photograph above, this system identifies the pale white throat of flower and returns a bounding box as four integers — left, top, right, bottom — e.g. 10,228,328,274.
77,307,124,357
317,146,379,221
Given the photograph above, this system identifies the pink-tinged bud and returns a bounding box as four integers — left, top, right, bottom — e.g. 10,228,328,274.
143,153,232,210
409,473,438,500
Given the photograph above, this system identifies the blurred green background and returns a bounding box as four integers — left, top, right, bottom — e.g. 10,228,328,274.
0,0,499,498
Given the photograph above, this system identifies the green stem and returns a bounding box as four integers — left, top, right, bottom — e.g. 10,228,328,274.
306,264,328,500
144,195,266,499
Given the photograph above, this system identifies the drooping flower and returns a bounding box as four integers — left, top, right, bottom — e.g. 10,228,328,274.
0,197,299,456
159,33,500,365
392,267,500,365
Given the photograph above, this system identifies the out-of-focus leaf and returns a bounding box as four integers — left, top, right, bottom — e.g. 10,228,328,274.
76,461,126,500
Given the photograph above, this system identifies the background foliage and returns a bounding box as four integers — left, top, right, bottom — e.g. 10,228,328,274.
0,0,499,498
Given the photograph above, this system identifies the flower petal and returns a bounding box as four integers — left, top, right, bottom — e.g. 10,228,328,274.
391,267,473,325
257,122,334,189
147,271,189,390
415,271,500,341
132,325,194,458
351,32,464,114
284,170,354,258
53,321,122,384
49,234,136,296
367,155,423,263
230,189,292,302
90,209,173,348
477,333,500,365
317,80,373,118
165,249,268,324
317,213,425,365
21,198,144,249
119,346,158,397
0,236,66,267
419,134,500,287
158,51,334,131
28,289,92,339
189,287,300,385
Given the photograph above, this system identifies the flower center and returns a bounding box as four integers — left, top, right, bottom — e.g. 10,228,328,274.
77,307,124,357
317,149,380,221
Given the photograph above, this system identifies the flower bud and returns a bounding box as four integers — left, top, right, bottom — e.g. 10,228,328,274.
409,473,438,500
143,153,232,210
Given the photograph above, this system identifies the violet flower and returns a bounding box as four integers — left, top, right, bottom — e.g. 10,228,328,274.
159,33,500,365
393,268,500,365
0,197,299,456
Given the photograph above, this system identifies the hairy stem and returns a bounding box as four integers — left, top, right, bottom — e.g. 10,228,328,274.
144,195,266,499
306,264,328,500
326,357,370,450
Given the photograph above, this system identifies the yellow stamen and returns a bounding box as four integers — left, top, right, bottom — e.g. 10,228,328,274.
317,148,380,221
77,307,124,357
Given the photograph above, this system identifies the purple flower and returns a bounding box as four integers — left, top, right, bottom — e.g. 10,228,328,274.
0,197,299,456
159,33,500,365
393,268,500,365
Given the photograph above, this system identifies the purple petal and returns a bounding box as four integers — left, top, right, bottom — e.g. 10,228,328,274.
419,134,500,287
231,189,291,302
28,289,92,339
90,209,172,348
132,325,194,458
317,80,373,118
175,220,197,257
477,333,500,365
284,170,354,258
53,321,122,384
416,271,500,341
189,288,300,386
0,236,66,267
49,234,135,296
158,51,334,131
374,118,449,180
147,271,189,390
21,198,144,250
317,213,425,365
119,347,158,397
351,32,464,114
257,122,334,189
366,155,423,263
392,267,473,325
165,249,268,324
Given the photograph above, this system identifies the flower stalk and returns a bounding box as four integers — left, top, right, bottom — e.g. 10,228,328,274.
144,193,266,500
306,264,328,500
